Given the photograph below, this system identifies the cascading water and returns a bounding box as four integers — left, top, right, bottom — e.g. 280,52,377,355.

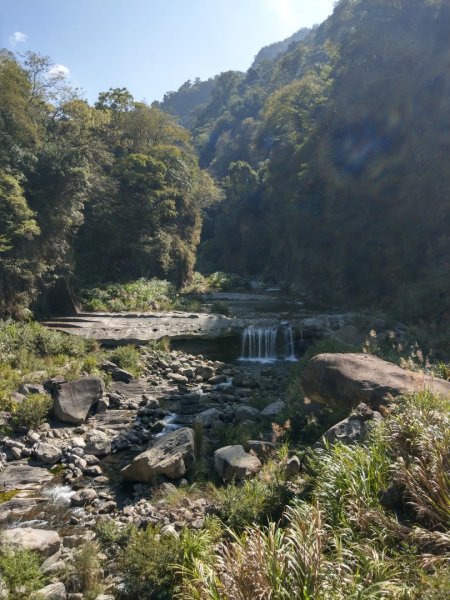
240,322,297,362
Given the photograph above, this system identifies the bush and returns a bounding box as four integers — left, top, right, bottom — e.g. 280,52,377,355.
120,526,182,599
95,520,133,551
67,542,103,599
0,544,46,598
10,393,52,430
80,278,179,312
0,320,100,409
108,345,142,376
214,463,290,531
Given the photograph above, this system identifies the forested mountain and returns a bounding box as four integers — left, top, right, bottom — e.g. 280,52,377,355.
2,0,450,324
0,55,219,318
161,0,450,322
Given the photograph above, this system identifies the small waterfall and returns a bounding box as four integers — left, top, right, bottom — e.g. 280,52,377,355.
240,323,297,362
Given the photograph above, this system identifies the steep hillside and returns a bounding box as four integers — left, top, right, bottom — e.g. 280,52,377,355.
162,0,450,323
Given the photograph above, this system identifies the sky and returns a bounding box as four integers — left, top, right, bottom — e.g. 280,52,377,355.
1,0,336,104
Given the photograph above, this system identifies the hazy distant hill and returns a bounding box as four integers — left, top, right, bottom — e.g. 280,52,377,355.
251,27,311,67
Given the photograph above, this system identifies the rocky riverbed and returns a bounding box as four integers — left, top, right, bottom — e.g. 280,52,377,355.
0,345,295,598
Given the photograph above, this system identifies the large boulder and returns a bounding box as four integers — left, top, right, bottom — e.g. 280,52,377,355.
214,445,262,481
33,442,62,465
302,353,450,410
3,528,61,557
31,582,67,599
85,429,111,456
121,427,195,482
52,377,104,424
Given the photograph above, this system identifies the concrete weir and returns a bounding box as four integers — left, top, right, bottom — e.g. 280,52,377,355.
43,311,245,345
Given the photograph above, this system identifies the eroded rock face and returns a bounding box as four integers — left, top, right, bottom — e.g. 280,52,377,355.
121,427,196,482
214,445,261,481
3,528,61,557
52,377,104,424
302,353,450,409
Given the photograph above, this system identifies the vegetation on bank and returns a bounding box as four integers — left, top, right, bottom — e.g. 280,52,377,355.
78,272,246,313
0,320,146,426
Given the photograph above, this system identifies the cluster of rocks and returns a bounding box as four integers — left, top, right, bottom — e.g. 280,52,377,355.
0,527,113,599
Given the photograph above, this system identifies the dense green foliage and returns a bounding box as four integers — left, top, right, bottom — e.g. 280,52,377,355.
158,0,450,324
0,52,219,319
0,544,46,598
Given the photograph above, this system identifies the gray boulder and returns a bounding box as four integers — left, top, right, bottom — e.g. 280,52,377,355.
261,400,286,417
244,440,276,460
214,445,261,481
302,353,450,410
3,528,61,557
101,361,133,383
121,427,195,482
31,582,67,599
85,429,111,456
53,377,104,424
234,405,260,423
70,488,98,507
34,442,62,465
285,455,301,477
195,408,220,427
18,383,46,396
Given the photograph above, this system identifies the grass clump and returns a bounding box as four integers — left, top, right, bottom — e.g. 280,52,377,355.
9,393,52,431
120,526,182,599
66,542,103,599
95,520,134,551
184,271,250,294
0,544,46,598
0,490,20,504
213,461,291,531
109,344,142,377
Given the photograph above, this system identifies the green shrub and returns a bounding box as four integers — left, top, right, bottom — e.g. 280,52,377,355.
0,320,96,362
184,271,250,293
10,393,52,430
95,520,133,551
0,544,46,598
80,278,179,312
108,345,142,376
120,526,182,599
67,542,103,599
146,337,171,353
214,465,290,531
209,301,230,316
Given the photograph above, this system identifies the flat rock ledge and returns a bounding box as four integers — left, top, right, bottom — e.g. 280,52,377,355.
43,311,244,344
